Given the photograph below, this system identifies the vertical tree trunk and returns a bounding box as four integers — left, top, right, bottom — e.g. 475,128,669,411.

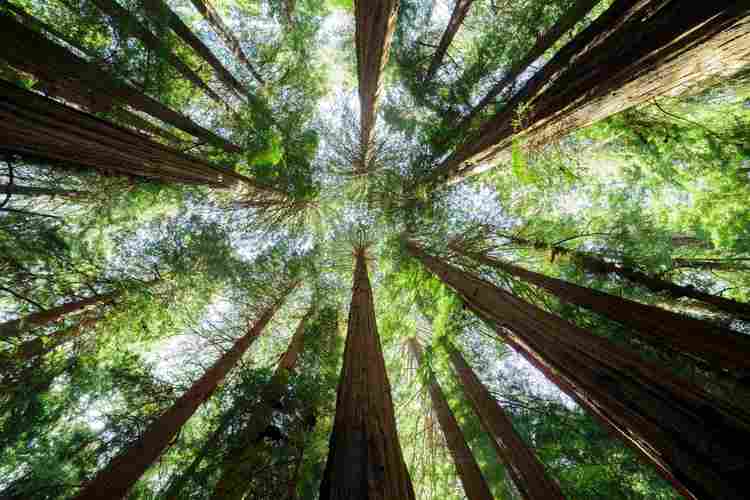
423,1,750,187
423,0,475,83
0,291,117,340
406,338,494,500
0,13,242,154
406,241,750,500
90,0,224,105
319,251,415,500
210,305,315,500
354,0,399,174
443,343,566,500
137,0,250,99
188,0,265,85
72,283,296,500
457,249,750,372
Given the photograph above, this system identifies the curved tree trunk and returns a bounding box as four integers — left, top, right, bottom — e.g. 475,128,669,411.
0,13,241,154
423,0,475,83
424,1,750,187
319,250,415,500
354,0,399,174
407,338,494,500
210,305,315,500
72,282,296,500
137,0,250,99
457,249,750,373
188,0,265,85
407,241,750,500
444,343,566,500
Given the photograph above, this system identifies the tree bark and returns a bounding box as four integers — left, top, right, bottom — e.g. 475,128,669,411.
90,0,224,105
0,81,251,187
458,249,750,373
408,241,750,500
423,1,750,187
319,251,416,500
0,12,241,154
14,315,99,361
423,0,475,83
210,305,315,500
444,342,565,500
454,0,599,131
72,282,296,500
0,291,117,340
406,338,494,500
137,0,250,99
188,0,265,85
354,0,399,174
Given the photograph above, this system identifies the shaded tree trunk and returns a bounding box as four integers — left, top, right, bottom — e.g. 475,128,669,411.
14,314,99,361
671,258,750,272
72,282,296,500
423,1,750,187
424,0,475,83
0,12,241,154
0,291,117,340
406,337,494,500
455,0,599,131
0,81,251,187
90,0,224,105
137,0,250,99
457,249,750,373
210,305,315,500
354,0,399,174
319,250,415,500
407,241,750,500
188,0,265,85
444,342,565,500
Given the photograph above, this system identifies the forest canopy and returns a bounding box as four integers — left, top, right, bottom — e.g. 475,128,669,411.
1,1,750,499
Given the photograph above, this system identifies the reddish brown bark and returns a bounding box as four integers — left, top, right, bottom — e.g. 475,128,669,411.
188,0,265,85
407,338,494,500
354,0,399,173
210,305,315,500
444,343,565,500
72,283,296,500
459,250,750,372
424,0,475,83
14,315,99,361
0,81,250,187
0,12,241,154
319,251,415,500
137,0,250,99
424,1,750,187
455,0,599,131
407,241,750,500
90,0,224,105
0,291,117,340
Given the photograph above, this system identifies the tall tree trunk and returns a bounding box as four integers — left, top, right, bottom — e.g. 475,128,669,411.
423,0,475,83
0,13,241,154
457,249,750,373
502,233,750,319
90,0,224,105
671,258,750,272
137,0,250,99
443,342,566,500
407,241,750,500
423,1,750,187
0,184,87,199
354,0,399,174
455,0,599,130
188,0,265,85
406,338,494,500
72,282,296,500
14,314,99,361
0,81,251,187
210,305,315,500
319,251,415,500
0,291,117,340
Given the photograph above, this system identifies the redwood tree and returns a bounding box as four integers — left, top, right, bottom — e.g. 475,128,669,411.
423,0,475,84
319,250,415,500
407,241,750,500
